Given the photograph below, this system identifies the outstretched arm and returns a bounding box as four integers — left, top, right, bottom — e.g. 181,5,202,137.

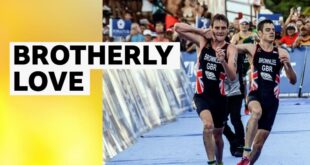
174,23,209,46
279,48,297,85
230,33,238,45
235,44,256,57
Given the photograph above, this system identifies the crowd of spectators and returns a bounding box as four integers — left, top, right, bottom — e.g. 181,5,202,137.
276,7,310,51
102,0,211,51
102,0,310,52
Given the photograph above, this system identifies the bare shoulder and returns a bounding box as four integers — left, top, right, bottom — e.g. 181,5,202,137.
198,36,208,49
227,44,238,59
197,37,208,55
200,35,208,44
228,44,238,52
231,33,239,40
278,47,289,58
230,33,239,44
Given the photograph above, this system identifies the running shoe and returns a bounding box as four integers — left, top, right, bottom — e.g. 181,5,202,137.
237,157,250,165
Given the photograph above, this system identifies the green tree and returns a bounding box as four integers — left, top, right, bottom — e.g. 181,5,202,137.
265,0,310,19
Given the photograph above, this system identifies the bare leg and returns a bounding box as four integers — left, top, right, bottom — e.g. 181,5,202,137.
249,129,270,165
200,110,216,162
244,79,248,109
213,127,224,164
243,101,262,158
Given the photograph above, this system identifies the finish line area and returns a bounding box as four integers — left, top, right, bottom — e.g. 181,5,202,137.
106,98,310,165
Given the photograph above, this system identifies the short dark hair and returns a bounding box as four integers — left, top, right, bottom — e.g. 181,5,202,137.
211,14,229,27
257,19,274,32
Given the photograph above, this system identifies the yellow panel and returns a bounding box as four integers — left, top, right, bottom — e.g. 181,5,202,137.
0,1,102,165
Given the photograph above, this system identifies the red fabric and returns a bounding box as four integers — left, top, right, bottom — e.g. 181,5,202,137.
147,23,155,32
153,37,169,42
279,33,299,46
165,15,179,30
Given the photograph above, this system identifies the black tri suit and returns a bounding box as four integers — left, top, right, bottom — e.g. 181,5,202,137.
193,43,229,128
248,44,283,131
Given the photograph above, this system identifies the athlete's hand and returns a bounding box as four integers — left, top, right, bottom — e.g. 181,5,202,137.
216,47,225,63
280,56,289,64
280,56,291,69
202,28,214,40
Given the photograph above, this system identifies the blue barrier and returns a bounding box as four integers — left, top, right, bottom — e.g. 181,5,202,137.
301,46,310,97
103,68,193,160
279,46,307,97
181,51,197,91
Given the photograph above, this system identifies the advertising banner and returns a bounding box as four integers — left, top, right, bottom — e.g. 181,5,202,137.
280,46,307,96
103,68,193,160
110,19,131,37
258,14,282,33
